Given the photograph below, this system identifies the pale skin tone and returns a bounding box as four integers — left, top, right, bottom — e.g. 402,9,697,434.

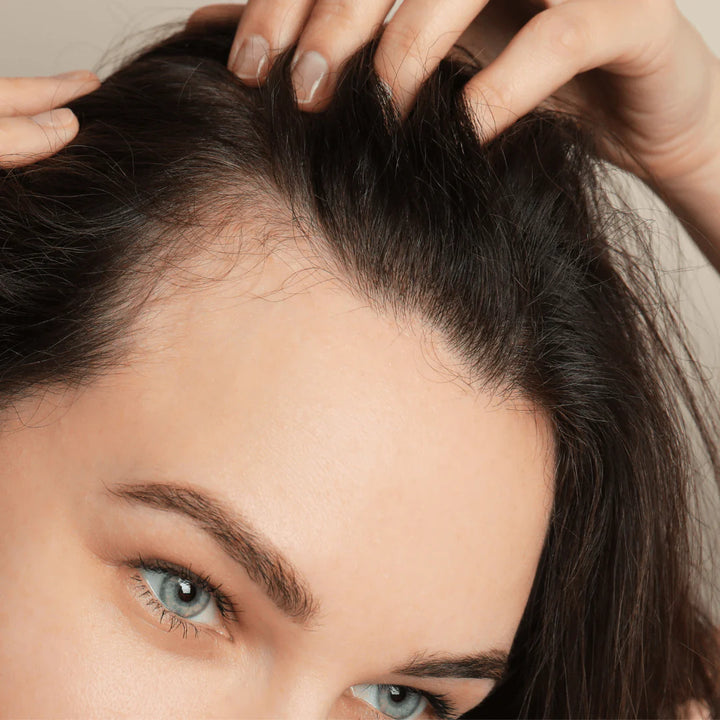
0,245,554,718
1,0,719,717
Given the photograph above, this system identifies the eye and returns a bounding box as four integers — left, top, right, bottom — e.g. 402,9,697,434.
140,566,220,624
127,556,237,639
349,684,429,720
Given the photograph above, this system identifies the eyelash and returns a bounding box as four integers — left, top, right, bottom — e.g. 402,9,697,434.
414,690,457,720
127,556,458,719
128,554,238,639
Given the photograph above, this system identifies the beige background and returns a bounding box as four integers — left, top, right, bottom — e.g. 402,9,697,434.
2,1,720,602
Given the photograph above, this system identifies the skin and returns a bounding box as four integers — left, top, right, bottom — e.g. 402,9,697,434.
0,242,555,718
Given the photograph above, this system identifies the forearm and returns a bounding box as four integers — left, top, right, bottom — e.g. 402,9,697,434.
646,56,720,275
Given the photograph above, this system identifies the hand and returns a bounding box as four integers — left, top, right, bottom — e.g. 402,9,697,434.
0,71,100,169
457,0,720,187
191,0,720,189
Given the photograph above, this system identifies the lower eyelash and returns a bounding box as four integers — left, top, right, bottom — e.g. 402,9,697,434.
130,572,206,640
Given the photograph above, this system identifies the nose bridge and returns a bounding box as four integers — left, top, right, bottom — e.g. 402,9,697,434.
252,671,336,720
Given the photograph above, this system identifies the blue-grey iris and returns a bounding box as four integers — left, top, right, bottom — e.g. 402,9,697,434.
349,683,427,720
141,568,212,619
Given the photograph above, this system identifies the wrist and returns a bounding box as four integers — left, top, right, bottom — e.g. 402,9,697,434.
646,54,720,188
649,148,720,273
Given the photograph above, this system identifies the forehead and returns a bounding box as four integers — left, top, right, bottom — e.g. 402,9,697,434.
17,244,555,663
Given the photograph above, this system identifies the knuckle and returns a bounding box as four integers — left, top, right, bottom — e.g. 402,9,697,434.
527,9,589,59
314,0,352,21
300,0,372,55
311,0,358,35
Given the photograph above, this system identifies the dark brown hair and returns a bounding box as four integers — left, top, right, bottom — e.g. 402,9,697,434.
1,20,718,718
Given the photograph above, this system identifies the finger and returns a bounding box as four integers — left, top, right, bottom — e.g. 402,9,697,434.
0,71,100,118
0,109,79,169
228,0,314,85
289,0,397,110
375,0,489,114
186,3,246,30
462,0,662,141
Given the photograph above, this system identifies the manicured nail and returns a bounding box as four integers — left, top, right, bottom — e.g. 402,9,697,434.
31,108,75,130
230,34,270,82
291,50,328,105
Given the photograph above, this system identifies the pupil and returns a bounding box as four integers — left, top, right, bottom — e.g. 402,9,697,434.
388,686,408,704
176,578,197,603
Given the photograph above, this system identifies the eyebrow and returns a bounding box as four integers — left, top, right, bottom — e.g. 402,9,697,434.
107,481,510,681
392,650,509,682
107,481,320,624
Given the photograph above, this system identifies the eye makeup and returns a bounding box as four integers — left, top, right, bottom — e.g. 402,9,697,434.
126,554,240,639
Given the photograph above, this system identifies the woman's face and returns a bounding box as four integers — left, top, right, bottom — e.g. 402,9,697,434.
0,243,554,719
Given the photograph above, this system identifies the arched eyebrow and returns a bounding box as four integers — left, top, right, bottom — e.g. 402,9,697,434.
392,650,509,682
106,480,510,682
106,480,320,624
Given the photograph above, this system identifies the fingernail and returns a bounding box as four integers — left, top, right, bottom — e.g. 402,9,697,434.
291,50,328,105
31,108,75,130
230,34,270,82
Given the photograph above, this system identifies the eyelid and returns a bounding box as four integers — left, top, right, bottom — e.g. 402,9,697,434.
130,573,209,639
413,689,456,720
125,557,465,718
126,554,241,639
348,683,458,720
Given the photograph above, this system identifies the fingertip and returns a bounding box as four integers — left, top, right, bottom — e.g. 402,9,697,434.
372,50,416,121
463,83,517,144
54,69,95,82
83,70,102,88
290,49,330,109
373,71,412,122
55,69,101,90
462,89,500,144
229,34,271,85
31,108,80,145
